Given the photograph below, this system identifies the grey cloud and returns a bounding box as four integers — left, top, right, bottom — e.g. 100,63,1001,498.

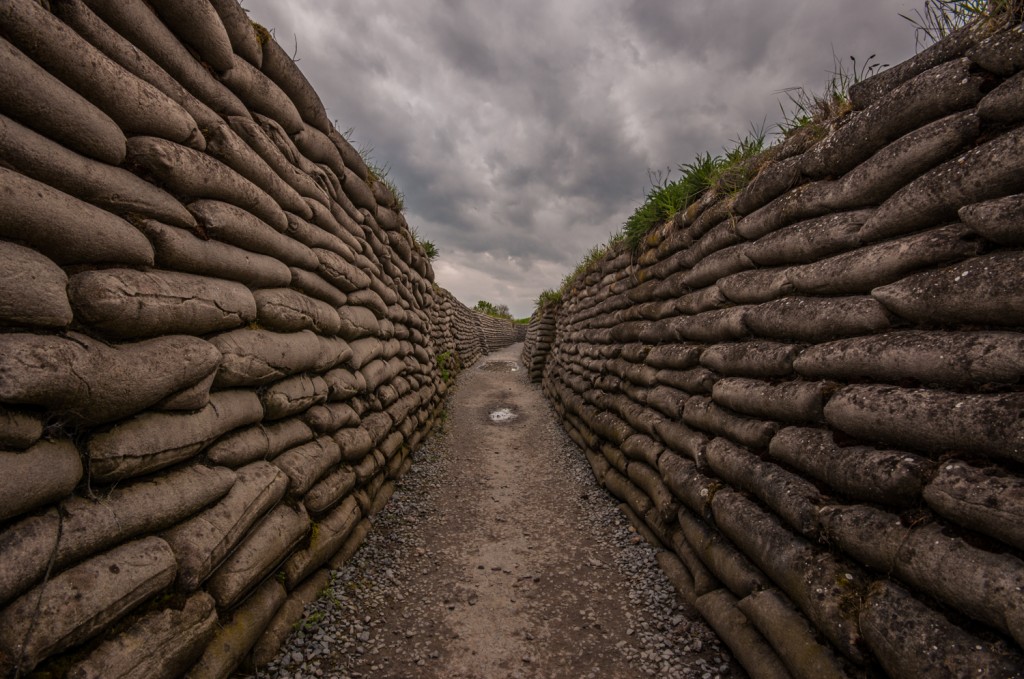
244,0,920,317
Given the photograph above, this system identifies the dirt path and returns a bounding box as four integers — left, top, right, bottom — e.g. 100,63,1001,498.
259,343,738,679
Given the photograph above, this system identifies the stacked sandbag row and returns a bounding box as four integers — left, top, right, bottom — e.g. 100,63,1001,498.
542,20,1024,679
521,306,558,382
0,0,464,676
427,286,485,372
475,312,522,352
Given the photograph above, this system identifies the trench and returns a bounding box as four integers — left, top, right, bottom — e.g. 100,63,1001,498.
255,343,740,679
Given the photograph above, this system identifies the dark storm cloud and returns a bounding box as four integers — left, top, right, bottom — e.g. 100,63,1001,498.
243,0,919,317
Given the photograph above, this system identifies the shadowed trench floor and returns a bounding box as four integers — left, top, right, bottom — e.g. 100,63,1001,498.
254,343,742,679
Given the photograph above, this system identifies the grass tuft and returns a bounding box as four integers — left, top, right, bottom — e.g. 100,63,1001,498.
902,0,1024,50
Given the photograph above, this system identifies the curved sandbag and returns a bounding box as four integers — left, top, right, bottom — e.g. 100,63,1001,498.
147,0,235,73
0,332,221,425
52,0,221,134
68,268,256,338
126,136,287,230
0,440,82,523
0,241,72,328
0,167,153,266
0,36,125,165
0,114,194,227
0,0,202,146
82,0,250,119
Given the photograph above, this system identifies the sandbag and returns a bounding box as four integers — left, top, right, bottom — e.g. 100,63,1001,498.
0,440,81,523
337,304,382,340
923,460,1024,552
209,328,322,387
290,267,349,308
50,0,222,132
188,579,286,679
205,418,314,468
694,589,794,679
0,537,176,676
202,120,311,217
261,374,329,421
658,451,714,514
711,377,830,424
209,0,262,67
768,427,932,507
0,167,152,266
68,268,255,338
316,248,373,293
0,114,194,227
872,251,1024,326
327,517,372,569
82,0,250,119
704,437,822,537
655,551,697,608
220,54,304,134
0,37,124,165
0,406,43,450
323,367,367,401
206,503,309,609
283,495,362,588
699,341,801,377
272,436,342,496
227,116,328,208
87,390,261,482
738,589,851,679
0,464,234,606
162,461,288,592
189,200,316,268
682,397,778,450
254,288,342,336
824,385,1024,464
0,332,221,425
823,55,985,166
678,509,768,598
859,579,1024,679
744,296,892,343
793,330,1024,387
959,192,1024,246
0,241,72,328
126,137,287,231
820,504,1024,647
786,222,980,296
744,210,872,267
303,402,360,434
65,592,217,679
0,0,202,145
304,465,358,515
711,490,866,662
138,220,291,289
248,571,331,669
860,126,1024,242
147,0,234,73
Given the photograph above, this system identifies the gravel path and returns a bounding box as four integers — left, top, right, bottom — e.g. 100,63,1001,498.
249,343,740,678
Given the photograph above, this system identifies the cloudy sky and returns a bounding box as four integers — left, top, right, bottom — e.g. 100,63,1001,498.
243,0,922,318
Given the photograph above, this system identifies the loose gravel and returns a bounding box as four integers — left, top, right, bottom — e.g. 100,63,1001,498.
245,344,740,679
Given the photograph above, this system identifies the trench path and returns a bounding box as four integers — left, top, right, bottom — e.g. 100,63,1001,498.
262,343,738,679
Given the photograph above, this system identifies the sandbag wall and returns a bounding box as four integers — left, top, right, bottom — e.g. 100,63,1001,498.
477,313,523,353
522,306,558,381
0,0,491,676
541,22,1024,679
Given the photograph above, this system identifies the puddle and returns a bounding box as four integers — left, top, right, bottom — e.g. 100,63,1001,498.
480,361,519,372
489,408,518,423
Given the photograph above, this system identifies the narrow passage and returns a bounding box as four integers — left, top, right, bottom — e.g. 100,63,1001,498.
259,343,740,679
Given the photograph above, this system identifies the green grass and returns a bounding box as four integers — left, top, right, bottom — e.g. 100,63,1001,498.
619,124,768,250
536,288,562,309
902,0,1024,49
775,52,887,137
410,226,439,261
